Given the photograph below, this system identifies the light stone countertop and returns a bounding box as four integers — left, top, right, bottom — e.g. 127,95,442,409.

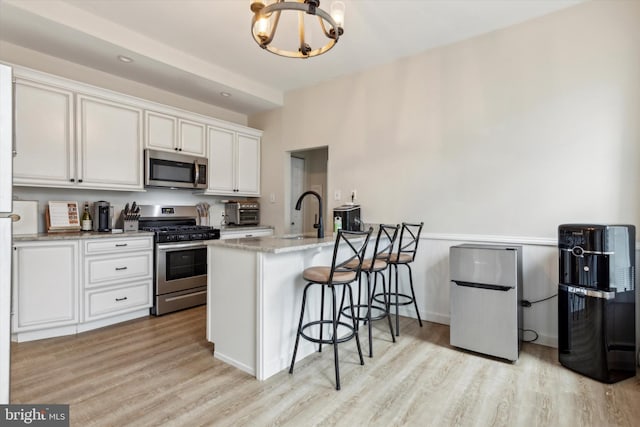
206,233,340,254
219,225,274,233
13,230,155,242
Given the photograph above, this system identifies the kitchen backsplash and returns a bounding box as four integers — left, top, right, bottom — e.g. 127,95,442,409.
12,186,230,233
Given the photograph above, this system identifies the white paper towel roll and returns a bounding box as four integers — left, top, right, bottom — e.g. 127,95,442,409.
11,200,38,234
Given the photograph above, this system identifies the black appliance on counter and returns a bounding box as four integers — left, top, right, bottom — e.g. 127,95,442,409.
138,205,220,316
558,224,636,383
92,200,113,232
333,205,362,231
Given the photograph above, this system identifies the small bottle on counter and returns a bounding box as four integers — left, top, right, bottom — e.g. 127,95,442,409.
81,203,93,231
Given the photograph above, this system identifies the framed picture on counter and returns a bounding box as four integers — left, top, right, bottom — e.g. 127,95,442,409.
46,201,81,232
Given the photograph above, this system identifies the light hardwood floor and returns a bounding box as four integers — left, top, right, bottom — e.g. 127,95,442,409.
10,306,640,427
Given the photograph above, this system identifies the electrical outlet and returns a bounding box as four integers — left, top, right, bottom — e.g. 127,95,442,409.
334,190,341,201
269,193,276,203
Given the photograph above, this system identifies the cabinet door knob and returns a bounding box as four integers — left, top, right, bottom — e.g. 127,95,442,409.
115,296,128,302
115,266,128,271
70,178,75,182
78,179,83,183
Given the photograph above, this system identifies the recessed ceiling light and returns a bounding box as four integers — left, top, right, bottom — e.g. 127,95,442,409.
220,92,231,97
117,55,133,63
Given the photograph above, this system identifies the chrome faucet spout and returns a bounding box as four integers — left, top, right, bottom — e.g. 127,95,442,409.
294,190,324,238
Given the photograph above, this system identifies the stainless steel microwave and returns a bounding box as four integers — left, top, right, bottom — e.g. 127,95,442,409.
144,149,208,189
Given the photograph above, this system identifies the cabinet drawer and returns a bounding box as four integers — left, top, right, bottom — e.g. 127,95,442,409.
85,252,152,287
84,237,153,255
85,281,152,320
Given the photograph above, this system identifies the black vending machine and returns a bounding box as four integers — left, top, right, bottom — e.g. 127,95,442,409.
558,224,636,383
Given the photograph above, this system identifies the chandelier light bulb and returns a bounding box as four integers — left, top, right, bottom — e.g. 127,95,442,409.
330,1,345,29
255,16,270,38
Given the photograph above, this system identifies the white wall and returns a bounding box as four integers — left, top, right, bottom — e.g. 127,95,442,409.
253,1,640,237
251,0,640,350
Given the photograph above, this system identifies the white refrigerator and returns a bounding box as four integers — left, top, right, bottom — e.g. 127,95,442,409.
0,63,13,403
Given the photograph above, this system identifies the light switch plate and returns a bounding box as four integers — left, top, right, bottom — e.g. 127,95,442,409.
334,190,341,201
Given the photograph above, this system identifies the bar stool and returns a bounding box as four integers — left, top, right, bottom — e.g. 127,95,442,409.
373,222,424,336
289,228,372,390
340,224,399,357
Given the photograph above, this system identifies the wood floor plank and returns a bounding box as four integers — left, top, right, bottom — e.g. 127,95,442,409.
10,306,640,426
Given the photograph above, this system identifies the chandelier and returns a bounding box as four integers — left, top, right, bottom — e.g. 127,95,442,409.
250,0,345,59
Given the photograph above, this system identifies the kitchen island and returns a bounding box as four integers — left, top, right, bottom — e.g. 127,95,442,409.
206,234,352,380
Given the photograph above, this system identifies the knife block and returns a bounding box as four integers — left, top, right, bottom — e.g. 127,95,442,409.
117,212,138,231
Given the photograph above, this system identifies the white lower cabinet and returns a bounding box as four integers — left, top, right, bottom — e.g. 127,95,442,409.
12,241,80,333
85,252,152,288
11,236,153,342
82,236,153,322
85,281,151,321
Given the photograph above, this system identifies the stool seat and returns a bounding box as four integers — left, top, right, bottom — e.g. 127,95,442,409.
388,253,414,264
303,267,357,284
345,258,387,272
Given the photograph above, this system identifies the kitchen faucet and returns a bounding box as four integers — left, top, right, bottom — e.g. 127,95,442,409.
295,190,324,238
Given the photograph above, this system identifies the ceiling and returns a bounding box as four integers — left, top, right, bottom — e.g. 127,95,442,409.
0,0,583,116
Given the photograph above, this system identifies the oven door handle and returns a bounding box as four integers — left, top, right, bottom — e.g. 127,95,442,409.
157,241,208,251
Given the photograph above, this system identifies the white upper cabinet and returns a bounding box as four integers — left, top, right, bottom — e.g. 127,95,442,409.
207,126,235,194
145,110,206,157
145,111,176,152
179,119,206,156
12,67,262,194
207,126,261,196
236,133,260,195
13,79,75,187
13,71,144,191
77,94,143,190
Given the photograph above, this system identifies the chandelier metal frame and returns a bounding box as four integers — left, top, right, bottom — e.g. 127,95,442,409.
250,0,344,59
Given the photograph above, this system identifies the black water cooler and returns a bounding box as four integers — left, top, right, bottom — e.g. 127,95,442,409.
558,224,636,383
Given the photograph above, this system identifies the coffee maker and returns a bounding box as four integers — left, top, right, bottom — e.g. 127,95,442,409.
333,205,362,231
92,201,113,232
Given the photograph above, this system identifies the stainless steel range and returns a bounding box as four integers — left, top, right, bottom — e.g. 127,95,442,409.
138,205,220,316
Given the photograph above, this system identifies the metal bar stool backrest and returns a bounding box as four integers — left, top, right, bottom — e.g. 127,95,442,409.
329,228,373,283
392,222,424,264
371,224,400,270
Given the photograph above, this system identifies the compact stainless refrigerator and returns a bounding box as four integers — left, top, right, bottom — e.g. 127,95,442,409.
450,244,523,361
0,63,13,403
558,224,636,383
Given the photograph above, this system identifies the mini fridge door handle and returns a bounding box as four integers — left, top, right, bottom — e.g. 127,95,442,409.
453,280,512,292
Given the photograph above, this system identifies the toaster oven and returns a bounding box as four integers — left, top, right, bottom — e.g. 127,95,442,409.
225,201,260,225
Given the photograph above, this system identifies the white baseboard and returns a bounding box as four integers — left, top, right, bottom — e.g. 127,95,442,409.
214,352,255,377
12,309,150,343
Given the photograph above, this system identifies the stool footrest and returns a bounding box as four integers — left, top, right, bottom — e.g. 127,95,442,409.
340,304,391,322
372,292,415,306
300,320,357,345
